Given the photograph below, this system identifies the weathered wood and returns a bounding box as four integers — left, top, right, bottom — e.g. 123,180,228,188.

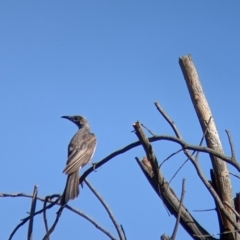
134,122,216,240
179,55,237,240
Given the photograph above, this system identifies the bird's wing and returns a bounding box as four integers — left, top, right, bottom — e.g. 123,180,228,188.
63,133,96,175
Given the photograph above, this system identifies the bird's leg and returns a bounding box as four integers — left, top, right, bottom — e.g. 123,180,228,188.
88,161,97,171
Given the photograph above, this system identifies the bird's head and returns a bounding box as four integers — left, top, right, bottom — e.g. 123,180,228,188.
61,115,89,129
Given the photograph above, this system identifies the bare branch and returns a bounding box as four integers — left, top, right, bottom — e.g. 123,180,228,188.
42,195,63,240
229,172,240,180
179,54,236,238
135,120,239,235
8,197,59,240
43,197,50,238
159,149,183,169
154,101,182,139
136,157,216,239
186,153,240,231
65,205,119,240
193,208,216,212
136,159,215,238
194,229,240,238
80,135,240,186
84,179,125,240
120,225,127,240
171,179,186,240
42,207,64,240
133,122,161,196
167,118,211,186
225,130,236,160
27,185,38,240
149,135,239,170
168,159,188,186
153,100,239,232
4,193,118,240
141,123,155,136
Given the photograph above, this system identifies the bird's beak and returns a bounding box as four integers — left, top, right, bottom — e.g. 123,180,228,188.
61,116,71,120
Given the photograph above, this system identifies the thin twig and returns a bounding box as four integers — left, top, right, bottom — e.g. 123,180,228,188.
194,229,240,238
65,205,119,240
225,129,236,160
159,149,183,169
8,197,59,240
42,207,64,240
43,197,50,239
141,123,155,136
229,172,240,180
84,179,125,240
193,208,216,212
154,101,182,138
168,117,212,186
27,185,38,240
4,193,118,240
171,179,186,240
120,225,127,240
168,159,188,186
42,195,60,240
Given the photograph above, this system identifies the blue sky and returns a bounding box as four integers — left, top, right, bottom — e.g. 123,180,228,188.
1,1,240,239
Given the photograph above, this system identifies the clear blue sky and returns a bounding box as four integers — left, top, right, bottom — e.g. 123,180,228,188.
1,1,240,239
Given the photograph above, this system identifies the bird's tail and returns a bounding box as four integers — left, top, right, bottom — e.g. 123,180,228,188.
60,171,79,205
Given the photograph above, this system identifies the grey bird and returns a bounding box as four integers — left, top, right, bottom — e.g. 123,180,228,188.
60,115,96,205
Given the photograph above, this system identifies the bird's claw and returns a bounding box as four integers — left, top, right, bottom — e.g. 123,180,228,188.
90,162,97,172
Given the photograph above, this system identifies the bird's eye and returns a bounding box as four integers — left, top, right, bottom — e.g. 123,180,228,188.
74,117,79,121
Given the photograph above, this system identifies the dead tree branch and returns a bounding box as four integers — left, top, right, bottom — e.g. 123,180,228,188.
171,179,186,240
8,197,59,240
42,207,64,240
153,100,240,233
65,205,119,240
27,185,38,240
225,130,236,160
136,157,216,240
80,135,240,187
84,179,126,240
3,193,117,240
43,196,52,239
133,120,216,240
179,54,238,239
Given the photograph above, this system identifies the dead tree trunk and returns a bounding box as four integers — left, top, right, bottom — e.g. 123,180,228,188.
179,55,238,240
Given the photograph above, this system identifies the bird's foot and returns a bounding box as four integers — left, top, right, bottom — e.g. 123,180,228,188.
90,162,97,171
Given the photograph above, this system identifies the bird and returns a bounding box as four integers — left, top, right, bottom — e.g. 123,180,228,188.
60,115,96,205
